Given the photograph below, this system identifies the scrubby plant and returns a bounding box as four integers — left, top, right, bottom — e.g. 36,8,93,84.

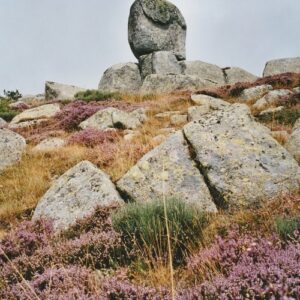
68,128,120,147
112,199,208,266
75,89,122,102
182,229,300,300
257,107,300,126
0,98,18,121
3,89,22,101
276,216,300,240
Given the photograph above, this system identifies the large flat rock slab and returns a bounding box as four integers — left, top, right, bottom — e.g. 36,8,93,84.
183,104,300,209
11,103,60,124
0,129,26,173
33,161,124,232
263,57,300,77
45,81,86,101
117,132,217,212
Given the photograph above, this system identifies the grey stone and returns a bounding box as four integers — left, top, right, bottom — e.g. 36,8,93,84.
79,108,118,130
293,87,300,94
191,94,230,109
33,161,124,232
141,74,212,93
98,63,142,93
253,89,293,111
259,106,285,117
112,110,142,130
187,105,210,122
80,108,145,130
0,129,26,173
117,132,217,211
238,85,273,103
183,104,300,209
170,114,187,126
0,117,7,128
11,104,60,124
180,61,225,85
45,81,86,101
139,51,182,80
293,118,300,130
263,57,300,77
34,138,66,151
128,0,186,60
286,127,300,163
8,119,48,130
223,67,259,84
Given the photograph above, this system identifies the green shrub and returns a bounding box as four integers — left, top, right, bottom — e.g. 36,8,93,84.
275,216,300,240
0,98,17,121
75,90,122,102
3,89,22,101
112,198,208,266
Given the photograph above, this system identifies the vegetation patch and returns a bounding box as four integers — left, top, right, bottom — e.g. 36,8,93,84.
75,89,122,102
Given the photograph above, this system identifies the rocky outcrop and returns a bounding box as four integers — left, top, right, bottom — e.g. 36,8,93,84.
0,129,26,173
253,89,293,111
98,63,142,93
139,51,182,80
117,132,217,212
180,61,226,86
141,74,211,93
33,161,124,232
286,123,300,163
191,94,230,109
183,104,300,209
11,104,61,124
128,0,186,61
80,107,146,130
238,85,273,103
0,117,7,128
223,67,259,84
45,82,86,101
34,138,66,151
263,57,300,77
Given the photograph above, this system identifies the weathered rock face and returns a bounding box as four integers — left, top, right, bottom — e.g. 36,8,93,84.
253,89,293,111
128,0,186,61
98,63,142,93
0,117,7,127
79,107,145,130
180,61,225,86
183,104,300,209
141,74,212,93
33,161,124,232
223,67,259,85
0,129,26,173
45,82,86,101
238,85,273,103
34,138,66,151
117,132,217,212
263,57,300,77
191,94,230,110
11,104,61,124
139,51,182,79
286,126,300,163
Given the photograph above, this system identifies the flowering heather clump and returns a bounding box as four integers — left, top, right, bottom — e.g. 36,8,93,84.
181,230,300,299
68,128,120,147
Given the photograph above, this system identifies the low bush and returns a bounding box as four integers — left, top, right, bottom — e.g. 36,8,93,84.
276,216,300,240
0,98,18,121
257,107,300,126
112,199,208,266
75,89,122,102
68,128,120,147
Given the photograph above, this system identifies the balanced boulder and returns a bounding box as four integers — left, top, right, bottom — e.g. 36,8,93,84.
117,131,217,212
0,129,26,173
33,161,124,232
223,67,258,84
183,104,300,209
128,0,186,61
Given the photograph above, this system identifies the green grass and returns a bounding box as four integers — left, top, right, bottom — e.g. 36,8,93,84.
112,198,208,266
257,107,300,126
275,216,300,240
75,90,122,102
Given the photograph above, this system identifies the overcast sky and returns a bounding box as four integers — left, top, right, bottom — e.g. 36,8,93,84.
0,0,299,95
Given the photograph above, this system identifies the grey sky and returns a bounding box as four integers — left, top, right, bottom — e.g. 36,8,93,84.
0,0,299,95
